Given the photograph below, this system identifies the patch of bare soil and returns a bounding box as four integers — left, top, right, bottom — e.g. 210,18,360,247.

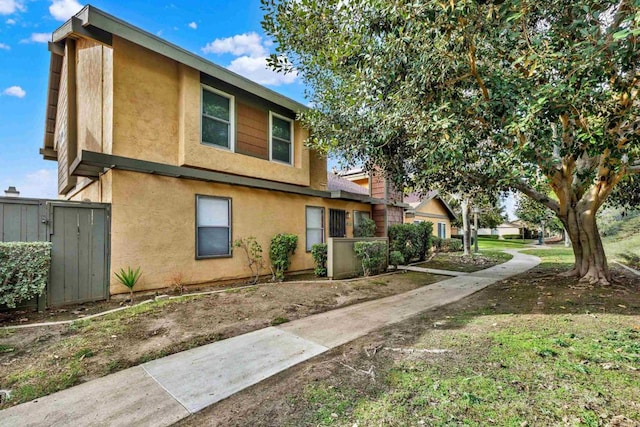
0,271,440,408
176,265,640,427
415,251,511,272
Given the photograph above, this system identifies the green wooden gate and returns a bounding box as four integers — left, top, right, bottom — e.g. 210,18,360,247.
0,197,110,308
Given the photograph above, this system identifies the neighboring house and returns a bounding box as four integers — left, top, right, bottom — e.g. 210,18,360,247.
478,220,526,239
403,191,457,239
41,6,395,295
337,167,406,237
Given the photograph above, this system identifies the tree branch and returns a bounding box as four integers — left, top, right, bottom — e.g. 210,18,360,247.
513,180,561,214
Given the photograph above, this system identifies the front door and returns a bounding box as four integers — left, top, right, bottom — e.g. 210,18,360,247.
329,209,346,238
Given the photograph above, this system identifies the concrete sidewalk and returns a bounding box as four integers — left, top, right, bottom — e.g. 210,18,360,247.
0,250,539,427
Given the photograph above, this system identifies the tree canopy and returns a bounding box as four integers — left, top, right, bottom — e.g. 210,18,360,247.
263,0,640,284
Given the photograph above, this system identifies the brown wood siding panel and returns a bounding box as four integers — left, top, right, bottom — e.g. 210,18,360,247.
372,204,386,237
236,102,268,160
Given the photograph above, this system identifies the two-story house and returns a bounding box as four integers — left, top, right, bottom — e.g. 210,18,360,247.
41,6,387,295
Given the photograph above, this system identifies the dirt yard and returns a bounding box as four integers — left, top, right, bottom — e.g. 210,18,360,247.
177,262,640,426
0,271,442,408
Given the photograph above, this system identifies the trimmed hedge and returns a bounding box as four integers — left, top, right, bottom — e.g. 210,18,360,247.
502,234,523,240
0,242,51,308
353,241,388,276
478,235,500,240
440,238,463,252
388,223,433,263
354,217,376,238
311,243,328,277
270,233,298,281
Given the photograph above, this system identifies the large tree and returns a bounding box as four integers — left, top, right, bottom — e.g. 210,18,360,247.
263,0,639,285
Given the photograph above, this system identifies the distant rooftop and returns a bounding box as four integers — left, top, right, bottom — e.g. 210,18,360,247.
327,173,369,195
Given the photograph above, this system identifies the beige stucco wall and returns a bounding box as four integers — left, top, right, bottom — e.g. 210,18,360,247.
107,170,371,294
109,35,317,187
404,199,452,238
76,38,113,155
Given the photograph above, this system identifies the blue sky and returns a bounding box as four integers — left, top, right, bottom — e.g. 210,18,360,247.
0,0,307,198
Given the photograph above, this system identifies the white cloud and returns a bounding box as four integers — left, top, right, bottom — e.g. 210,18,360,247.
0,42,9,50
202,32,267,57
22,32,50,43
0,0,25,15
4,169,58,199
202,32,297,86
188,21,197,30
228,56,297,86
2,85,26,98
49,0,83,21
5,18,16,24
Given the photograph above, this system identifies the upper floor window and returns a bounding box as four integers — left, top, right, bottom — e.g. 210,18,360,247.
202,86,234,150
269,112,293,165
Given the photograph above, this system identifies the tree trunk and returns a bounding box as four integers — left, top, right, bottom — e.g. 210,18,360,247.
461,198,471,256
559,205,610,286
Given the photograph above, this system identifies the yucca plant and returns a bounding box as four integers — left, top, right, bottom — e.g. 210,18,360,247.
114,266,142,302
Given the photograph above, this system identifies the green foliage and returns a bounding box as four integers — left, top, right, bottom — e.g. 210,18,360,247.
432,236,443,252
388,223,432,262
415,221,433,261
269,233,298,281
388,224,419,263
515,193,563,232
480,235,500,240
114,266,141,301
310,243,328,277
440,238,463,253
354,217,376,238
353,241,388,276
502,234,523,240
263,0,640,280
389,250,404,269
0,242,51,309
234,236,264,285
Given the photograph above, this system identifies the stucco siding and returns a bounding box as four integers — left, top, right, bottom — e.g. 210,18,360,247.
108,170,371,294
112,36,180,165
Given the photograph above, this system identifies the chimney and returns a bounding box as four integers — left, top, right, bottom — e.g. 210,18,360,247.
4,186,19,197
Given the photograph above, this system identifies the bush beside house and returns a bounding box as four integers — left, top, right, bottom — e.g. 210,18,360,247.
388,222,433,263
353,241,388,276
0,242,51,308
270,234,298,281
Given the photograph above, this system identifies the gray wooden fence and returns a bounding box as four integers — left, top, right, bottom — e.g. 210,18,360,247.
0,197,110,309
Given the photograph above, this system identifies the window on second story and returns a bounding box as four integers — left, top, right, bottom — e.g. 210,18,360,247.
202,86,234,150
270,112,293,165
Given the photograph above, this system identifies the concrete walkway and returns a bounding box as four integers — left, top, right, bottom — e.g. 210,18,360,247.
0,250,539,427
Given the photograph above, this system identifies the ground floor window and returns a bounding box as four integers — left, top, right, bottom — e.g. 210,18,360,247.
306,206,325,251
329,209,346,238
438,222,446,239
353,210,370,228
196,195,231,258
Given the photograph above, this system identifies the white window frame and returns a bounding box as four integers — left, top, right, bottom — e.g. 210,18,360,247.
438,222,447,239
269,111,294,166
195,195,232,259
201,84,235,152
306,206,325,252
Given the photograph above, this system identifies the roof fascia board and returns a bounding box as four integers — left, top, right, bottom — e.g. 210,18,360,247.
77,6,306,113
73,151,378,203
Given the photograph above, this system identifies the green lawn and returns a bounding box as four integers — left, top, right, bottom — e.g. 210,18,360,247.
602,215,640,269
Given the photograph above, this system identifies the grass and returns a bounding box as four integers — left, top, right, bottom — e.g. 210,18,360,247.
280,247,640,426
602,215,640,269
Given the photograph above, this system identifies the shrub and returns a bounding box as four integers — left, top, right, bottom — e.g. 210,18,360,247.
451,235,464,241
440,238,463,252
388,224,420,262
478,235,500,240
311,243,328,277
432,236,443,252
0,242,51,309
269,233,298,281
353,241,388,276
415,221,433,261
502,234,523,240
354,217,377,238
234,236,264,284
389,250,404,269
114,266,142,302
